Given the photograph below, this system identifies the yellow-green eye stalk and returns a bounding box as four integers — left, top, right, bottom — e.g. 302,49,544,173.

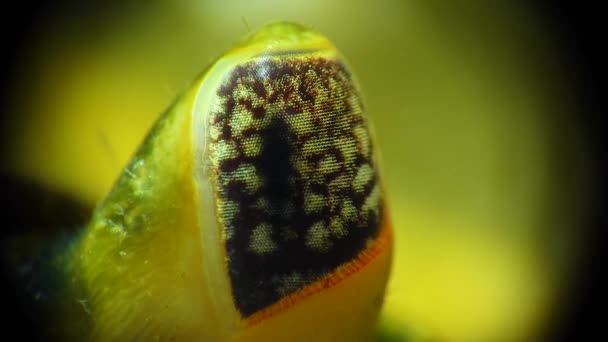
19,22,392,341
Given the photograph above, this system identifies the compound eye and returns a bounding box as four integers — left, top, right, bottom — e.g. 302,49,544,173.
197,22,392,325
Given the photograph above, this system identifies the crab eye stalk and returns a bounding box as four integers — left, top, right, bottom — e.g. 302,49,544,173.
60,22,391,341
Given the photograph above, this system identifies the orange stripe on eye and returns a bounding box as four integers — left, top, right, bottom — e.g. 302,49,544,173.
245,216,392,326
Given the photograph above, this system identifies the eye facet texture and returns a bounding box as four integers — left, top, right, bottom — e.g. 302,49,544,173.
207,54,383,317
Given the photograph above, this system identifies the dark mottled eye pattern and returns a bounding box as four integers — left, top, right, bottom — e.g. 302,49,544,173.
207,54,383,317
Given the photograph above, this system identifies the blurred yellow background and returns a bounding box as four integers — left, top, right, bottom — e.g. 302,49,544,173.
1,1,592,341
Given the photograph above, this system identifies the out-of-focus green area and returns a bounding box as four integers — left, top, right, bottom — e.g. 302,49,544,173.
1,1,592,341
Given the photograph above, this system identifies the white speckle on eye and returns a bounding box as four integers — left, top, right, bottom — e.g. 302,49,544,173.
242,134,263,157
352,163,373,193
256,62,270,79
222,163,261,194
234,83,253,101
336,136,358,165
221,199,239,240
292,156,312,177
353,125,370,157
275,271,304,296
211,96,227,114
303,191,325,214
328,173,351,192
212,140,238,166
362,184,381,221
301,137,328,157
318,154,341,174
341,199,357,222
249,223,277,255
286,111,313,133
329,216,347,238
229,84,259,137
209,124,223,141
305,221,332,252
